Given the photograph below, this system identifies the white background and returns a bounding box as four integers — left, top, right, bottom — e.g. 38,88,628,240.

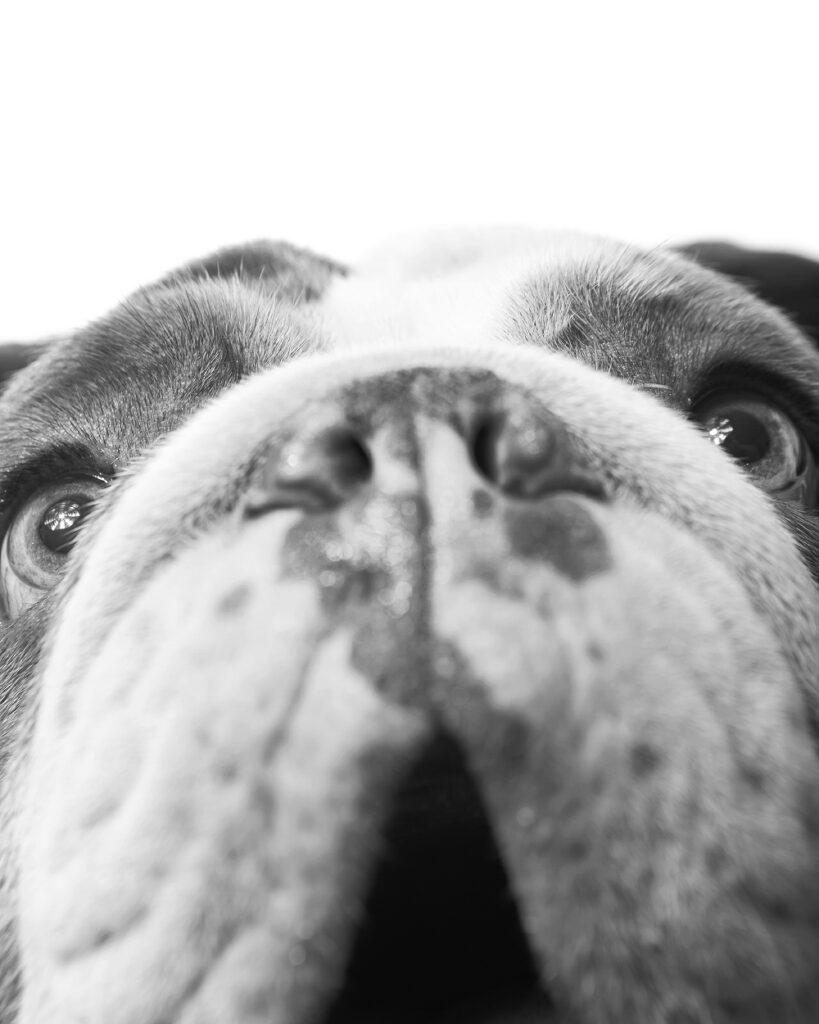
1,0,817,340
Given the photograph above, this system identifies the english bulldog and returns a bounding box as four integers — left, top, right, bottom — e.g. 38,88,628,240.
1,230,818,1024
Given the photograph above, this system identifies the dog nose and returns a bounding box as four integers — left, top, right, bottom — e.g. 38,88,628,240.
244,376,602,516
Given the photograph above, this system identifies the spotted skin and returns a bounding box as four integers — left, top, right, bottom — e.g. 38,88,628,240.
0,233,818,1024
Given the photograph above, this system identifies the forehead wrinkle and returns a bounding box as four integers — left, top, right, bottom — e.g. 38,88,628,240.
0,281,323,471
123,278,319,377
503,248,684,387
504,244,819,401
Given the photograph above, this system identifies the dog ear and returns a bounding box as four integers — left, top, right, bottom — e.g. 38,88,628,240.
0,342,49,391
680,242,819,345
151,240,347,304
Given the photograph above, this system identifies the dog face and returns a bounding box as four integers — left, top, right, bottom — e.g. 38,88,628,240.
1,231,819,1024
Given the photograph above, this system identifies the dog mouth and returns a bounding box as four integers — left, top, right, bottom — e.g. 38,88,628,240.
322,731,555,1024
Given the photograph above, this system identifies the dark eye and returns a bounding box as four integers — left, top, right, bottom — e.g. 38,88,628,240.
693,390,815,501
0,477,108,618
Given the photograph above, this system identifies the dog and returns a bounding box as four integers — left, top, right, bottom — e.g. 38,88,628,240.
0,230,818,1024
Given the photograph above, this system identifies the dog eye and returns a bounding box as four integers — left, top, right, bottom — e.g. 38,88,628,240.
0,478,108,618
694,391,814,499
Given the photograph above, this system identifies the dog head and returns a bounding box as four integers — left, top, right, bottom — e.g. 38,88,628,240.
1,231,819,1024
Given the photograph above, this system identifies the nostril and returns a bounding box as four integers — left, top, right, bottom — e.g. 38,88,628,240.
472,415,506,486
316,427,373,491
470,410,557,500
470,406,605,502
245,426,373,516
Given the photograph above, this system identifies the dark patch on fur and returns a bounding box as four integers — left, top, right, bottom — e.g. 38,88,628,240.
505,498,612,580
630,742,662,778
279,505,430,711
472,488,494,517
215,584,252,616
739,763,768,794
705,844,729,875
681,242,819,346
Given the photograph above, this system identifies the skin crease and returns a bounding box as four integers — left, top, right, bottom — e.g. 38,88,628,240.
0,232,819,1024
